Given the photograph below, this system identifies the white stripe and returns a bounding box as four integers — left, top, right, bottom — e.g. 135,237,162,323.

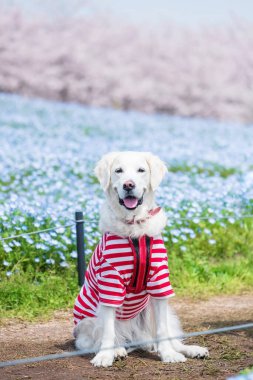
118,305,147,316
75,299,88,313
148,284,172,294
98,269,119,277
73,309,84,317
79,291,97,311
151,293,175,299
106,239,129,246
98,283,123,292
104,255,134,263
115,264,134,271
125,290,147,298
152,243,165,250
123,296,148,305
100,294,125,301
152,253,167,259
150,268,169,280
99,277,123,285
121,298,148,309
86,275,97,290
148,277,170,288
104,247,132,254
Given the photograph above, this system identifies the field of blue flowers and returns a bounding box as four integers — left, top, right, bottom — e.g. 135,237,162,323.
0,93,253,317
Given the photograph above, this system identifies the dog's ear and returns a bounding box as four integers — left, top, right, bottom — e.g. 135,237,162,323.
145,153,168,191
94,152,119,191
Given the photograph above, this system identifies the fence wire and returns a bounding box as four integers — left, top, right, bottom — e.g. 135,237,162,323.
75,213,253,224
0,322,252,368
1,213,253,243
0,222,75,242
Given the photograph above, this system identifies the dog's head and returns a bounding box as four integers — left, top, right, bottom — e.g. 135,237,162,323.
94,151,167,211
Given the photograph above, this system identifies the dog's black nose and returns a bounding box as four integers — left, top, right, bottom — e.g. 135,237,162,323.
123,180,135,191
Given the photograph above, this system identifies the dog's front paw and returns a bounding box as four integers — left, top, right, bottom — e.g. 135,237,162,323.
183,345,209,359
91,350,114,367
160,350,187,363
114,347,127,359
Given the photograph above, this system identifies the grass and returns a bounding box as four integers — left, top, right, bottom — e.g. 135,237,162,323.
169,218,253,297
240,366,253,375
0,217,252,322
0,268,79,322
168,162,239,178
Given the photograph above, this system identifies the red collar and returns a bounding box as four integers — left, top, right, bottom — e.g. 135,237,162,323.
124,207,161,225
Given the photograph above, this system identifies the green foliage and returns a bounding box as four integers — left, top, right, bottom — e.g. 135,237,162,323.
0,217,253,321
0,268,79,321
168,162,239,178
240,367,253,375
167,218,253,297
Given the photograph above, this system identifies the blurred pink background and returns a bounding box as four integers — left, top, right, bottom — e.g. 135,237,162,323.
1,0,253,123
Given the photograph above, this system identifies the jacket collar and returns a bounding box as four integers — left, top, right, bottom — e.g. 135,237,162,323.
123,207,161,225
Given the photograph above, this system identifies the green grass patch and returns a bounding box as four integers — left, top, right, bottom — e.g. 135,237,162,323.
168,218,253,297
240,366,253,375
0,268,79,322
168,162,239,178
0,216,253,322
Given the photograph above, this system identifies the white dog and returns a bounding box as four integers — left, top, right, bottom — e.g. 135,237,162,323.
73,151,209,367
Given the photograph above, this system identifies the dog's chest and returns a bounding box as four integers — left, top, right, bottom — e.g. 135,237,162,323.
101,233,164,293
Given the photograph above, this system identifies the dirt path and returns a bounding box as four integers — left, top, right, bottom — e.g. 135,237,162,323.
0,295,252,380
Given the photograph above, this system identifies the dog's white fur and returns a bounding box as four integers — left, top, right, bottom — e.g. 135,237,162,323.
74,151,209,367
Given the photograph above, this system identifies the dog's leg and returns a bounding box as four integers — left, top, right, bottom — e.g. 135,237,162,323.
172,341,209,359
114,346,128,359
153,299,187,363
90,305,115,367
165,302,209,359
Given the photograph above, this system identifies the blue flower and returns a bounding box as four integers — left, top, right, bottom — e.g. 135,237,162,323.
46,258,55,265
60,261,69,268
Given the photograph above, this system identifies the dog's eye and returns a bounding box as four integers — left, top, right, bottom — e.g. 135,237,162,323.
115,168,123,174
138,168,145,173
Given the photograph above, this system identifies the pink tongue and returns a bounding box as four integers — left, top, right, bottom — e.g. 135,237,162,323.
123,197,138,209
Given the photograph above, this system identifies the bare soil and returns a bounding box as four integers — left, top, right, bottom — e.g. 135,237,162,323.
0,295,253,380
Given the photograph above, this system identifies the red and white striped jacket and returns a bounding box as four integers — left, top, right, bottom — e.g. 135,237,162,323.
73,233,174,324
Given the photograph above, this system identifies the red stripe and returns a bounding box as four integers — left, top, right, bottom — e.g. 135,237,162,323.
150,289,175,297
98,287,125,297
121,300,147,310
74,304,95,317
98,279,124,289
118,304,147,316
147,282,171,291
81,289,98,307
100,298,124,306
117,268,134,276
152,258,168,263
103,253,133,260
152,249,167,253
126,237,137,290
125,293,148,301
77,294,94,311
154,272,170,281
135,236,147,292
106,234,124,241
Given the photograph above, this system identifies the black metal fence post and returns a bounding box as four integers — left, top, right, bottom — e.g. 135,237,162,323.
75,211,85,287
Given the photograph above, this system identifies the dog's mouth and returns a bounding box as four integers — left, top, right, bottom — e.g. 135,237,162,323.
119,195,143,210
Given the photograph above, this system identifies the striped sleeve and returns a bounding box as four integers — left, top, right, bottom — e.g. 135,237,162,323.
97,260,126,307
97,235,126,307
146,237,175,299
